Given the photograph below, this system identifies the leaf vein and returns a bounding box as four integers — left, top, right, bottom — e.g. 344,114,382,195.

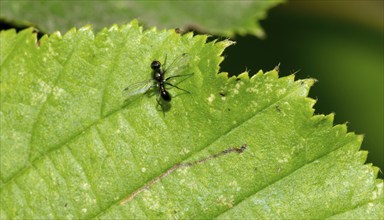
66,144,101,210
27,45,77,163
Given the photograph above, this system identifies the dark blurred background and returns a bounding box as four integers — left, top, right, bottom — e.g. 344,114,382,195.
222,1,383,178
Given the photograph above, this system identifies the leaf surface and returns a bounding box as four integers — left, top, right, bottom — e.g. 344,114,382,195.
0,21,382,219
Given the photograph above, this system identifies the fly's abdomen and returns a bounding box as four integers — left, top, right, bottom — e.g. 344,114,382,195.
161,90,171,102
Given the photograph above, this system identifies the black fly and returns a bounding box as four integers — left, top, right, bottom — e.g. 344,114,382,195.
123,53,193,111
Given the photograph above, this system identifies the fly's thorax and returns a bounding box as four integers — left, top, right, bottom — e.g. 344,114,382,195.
154,72,162,81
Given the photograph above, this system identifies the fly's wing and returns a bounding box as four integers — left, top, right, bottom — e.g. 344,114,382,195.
122,79,156,98
164,53,192,79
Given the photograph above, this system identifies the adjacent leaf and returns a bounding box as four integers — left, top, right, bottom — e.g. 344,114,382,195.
1,21,383,219
0,1,283,37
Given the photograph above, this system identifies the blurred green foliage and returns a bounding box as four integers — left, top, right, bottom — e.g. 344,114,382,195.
0,0,282,37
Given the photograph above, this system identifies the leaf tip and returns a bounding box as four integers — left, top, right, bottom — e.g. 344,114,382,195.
218,72,229,79
237,72,250,80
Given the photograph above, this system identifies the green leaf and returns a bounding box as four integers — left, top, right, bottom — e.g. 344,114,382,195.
1,21,382,219
0,1,283,37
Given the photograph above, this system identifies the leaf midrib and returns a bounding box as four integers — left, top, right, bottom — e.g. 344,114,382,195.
4,73,305,219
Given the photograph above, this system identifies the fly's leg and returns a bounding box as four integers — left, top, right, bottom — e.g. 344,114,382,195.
162,54,168,73
164,82,191,93
155,94,167,116
165,73,194,81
